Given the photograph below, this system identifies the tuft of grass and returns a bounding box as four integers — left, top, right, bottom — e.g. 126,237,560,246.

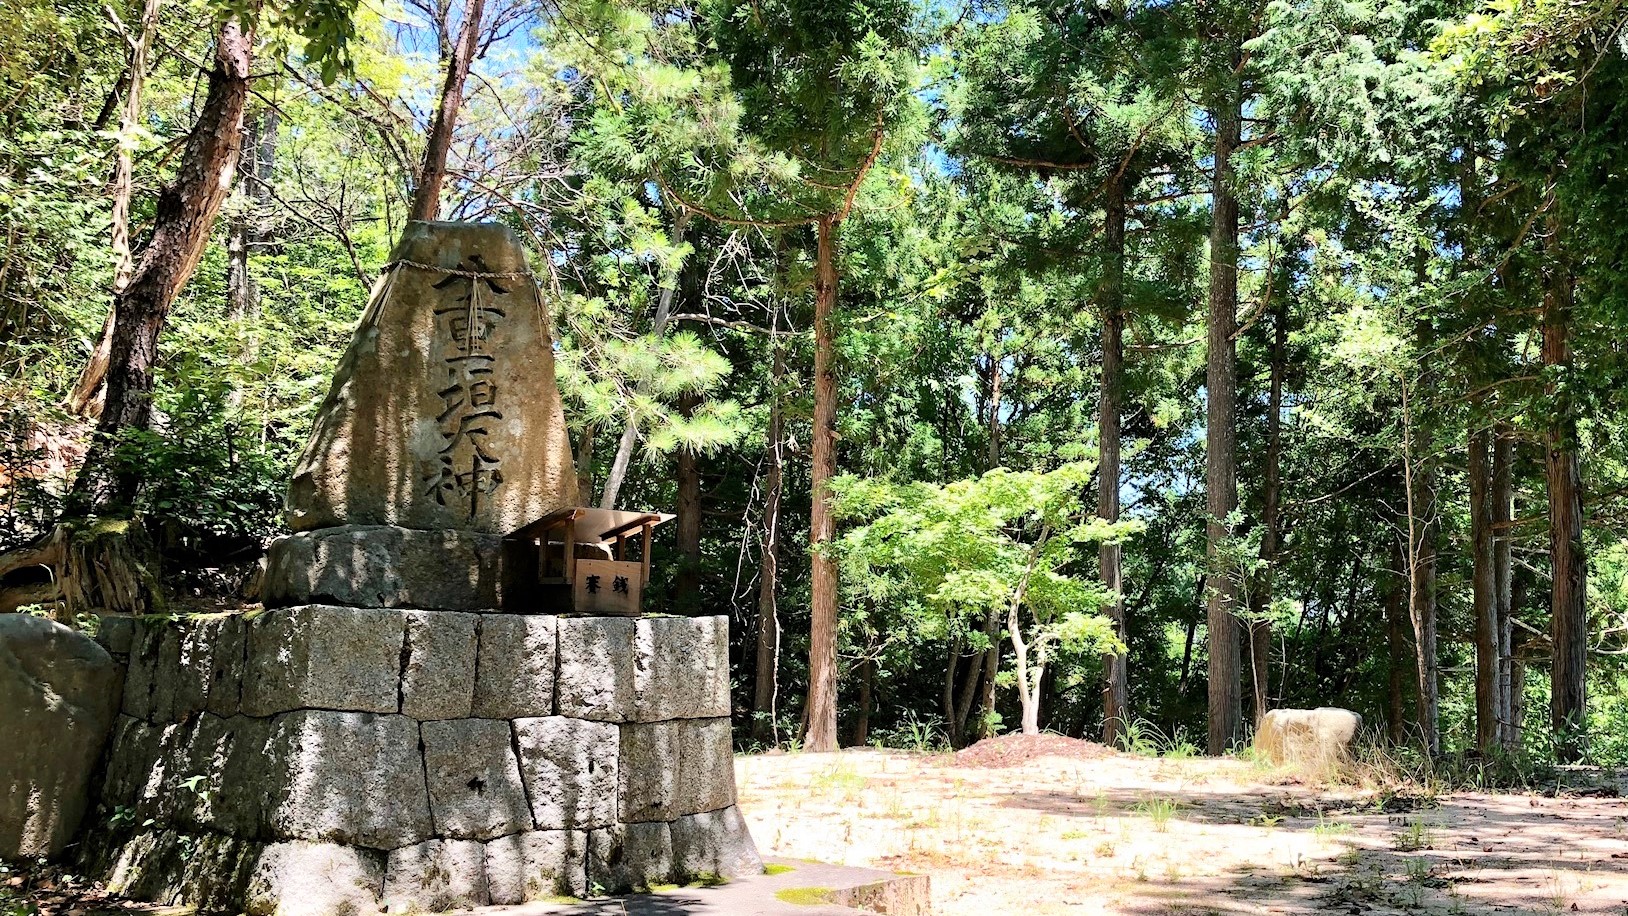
1312,813,1353,840
1131,796,1180,831
763,863,796,876
774,886,834,906
1394,818,1435,851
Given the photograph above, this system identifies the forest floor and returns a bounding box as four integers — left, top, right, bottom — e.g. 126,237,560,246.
736,735,1628,915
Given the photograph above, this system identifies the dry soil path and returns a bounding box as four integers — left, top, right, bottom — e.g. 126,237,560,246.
736,739,1628,915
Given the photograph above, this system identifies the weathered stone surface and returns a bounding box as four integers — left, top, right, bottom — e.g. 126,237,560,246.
472,614,556,719
669,807,763,880
0,614,123,859
263,710,433,849
172,714,275,837
400,611,477,720
104,830,260,911
634,616,730,722
97,615,137,656
513,716,618,830
246,840,386,916
100,715,165,814
129,615,247,722
1254,707,1363,770
556,617,636,721
484,830,589,904
286,221,578,535
263,526,503,612
618,721,679,823
241,606,403,717
588,821,672,893
382,839,488,913
677,718,738,817
619,718,737,823
421,718,531,840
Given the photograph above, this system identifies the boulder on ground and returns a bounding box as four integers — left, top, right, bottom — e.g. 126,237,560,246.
0,613,123,859
1254,707,1362,770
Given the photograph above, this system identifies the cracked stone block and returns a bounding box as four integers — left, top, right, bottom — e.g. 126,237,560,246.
103,829,260,910
669,806,763,880
246,841,386,916
471,614,556,719
633,616,730,722
400,611,477,720
382,839,489,913
421,718,531,840
555,617,635,721
241,606,403,716
513,716,618,830
677,717,738,817
588,821,672,893
484,830,589,904
263,525,505,612
618,721,679,823
263,710,433,849
168,713,274,837
619,718,737,823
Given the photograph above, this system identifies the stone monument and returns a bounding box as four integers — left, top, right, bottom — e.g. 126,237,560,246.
83,222,761,915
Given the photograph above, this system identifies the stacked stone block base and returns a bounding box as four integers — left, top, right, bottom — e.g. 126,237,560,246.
84,608,760,915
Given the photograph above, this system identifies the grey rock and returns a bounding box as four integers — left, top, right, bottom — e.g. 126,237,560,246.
633,616,730,722
286,222,579,536
555,617,636,721
382,839,488,913
484,830,588,904
617,721,679,823
0,614,123,859
100,715,163,813
119,620,159,720
587,821,672,893
263,710,433,849
246,840,386,916
141,615,247,722
241,606,403,717
677,718,738,817
167,714,274,837
618,718,736,823
513,716,618,830
669,806,763,880
263,526,505,612
400,611,477,720
96,615,136,656
102,829,259,909
472,614,556,719
421,718,531,840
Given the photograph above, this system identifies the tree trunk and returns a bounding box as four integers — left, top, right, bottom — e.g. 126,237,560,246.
942,631,964,747
1386,540,1409,746
1410,466,1440,756
751,340,784,744
68,0,164,417
673,394,701,615
1099,173,1129,746
973,608,1000,739
1470,423,1500,754
851,655,873,747
1205,86,1243,755
227,109,277,325
67,19,255,516
1249,296,1287,727
803,215,841,752
1543,205,1588,763
986,356,1002,471
408,0,486,222
1493,426,1516,753
576,422,597,505
599,214,691,508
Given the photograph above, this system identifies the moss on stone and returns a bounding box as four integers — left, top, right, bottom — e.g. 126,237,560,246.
763,863,796,876
774,886,833,906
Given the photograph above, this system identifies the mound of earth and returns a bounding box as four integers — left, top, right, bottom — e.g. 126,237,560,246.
951,732,1117,768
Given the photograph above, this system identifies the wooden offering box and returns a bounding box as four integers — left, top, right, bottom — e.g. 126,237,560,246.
503,507,674,615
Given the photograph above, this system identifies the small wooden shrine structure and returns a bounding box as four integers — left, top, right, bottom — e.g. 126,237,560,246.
503,507,674,615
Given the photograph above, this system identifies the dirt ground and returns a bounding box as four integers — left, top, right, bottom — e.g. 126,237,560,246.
735,737,1628,915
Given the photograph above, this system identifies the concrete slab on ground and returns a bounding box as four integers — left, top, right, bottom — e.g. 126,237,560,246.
480,857,929,915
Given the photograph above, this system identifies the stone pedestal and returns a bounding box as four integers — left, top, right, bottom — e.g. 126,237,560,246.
85,610,760,915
